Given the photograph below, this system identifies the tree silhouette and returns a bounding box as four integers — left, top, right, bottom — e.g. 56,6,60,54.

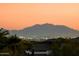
7,35,21,55
0,28,9,49
0,28,9,38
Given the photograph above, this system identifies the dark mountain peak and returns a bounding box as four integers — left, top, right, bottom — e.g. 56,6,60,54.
41,23,55,27
33,24,41,27
25,23,55,29
41,23,54,26
39,23,68,28
39,23,70,30
32,23,54,27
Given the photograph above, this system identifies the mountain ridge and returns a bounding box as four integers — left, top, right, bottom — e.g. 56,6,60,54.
9,23,79,39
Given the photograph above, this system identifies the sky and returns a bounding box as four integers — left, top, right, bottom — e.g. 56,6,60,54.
0,3,79,30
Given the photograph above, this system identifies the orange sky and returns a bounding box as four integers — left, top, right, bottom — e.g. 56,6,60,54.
0,3,79,30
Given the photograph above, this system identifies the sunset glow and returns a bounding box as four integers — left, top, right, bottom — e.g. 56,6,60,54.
0,3,79,30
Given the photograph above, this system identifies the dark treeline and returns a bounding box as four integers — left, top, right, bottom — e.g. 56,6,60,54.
0,28,79,56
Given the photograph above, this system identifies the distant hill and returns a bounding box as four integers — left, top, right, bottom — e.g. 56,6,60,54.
9,23,79,39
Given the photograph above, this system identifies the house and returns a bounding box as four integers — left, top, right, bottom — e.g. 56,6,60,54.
24,41,53,56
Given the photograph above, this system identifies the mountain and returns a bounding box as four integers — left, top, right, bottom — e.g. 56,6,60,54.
9,23,79,39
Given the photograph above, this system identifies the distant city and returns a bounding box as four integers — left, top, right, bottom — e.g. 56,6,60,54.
9,23,79,41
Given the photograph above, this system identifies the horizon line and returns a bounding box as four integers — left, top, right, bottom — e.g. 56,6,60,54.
1,23,78,31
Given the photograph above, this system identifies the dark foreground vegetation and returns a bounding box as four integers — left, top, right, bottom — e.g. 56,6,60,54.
0,28,79,56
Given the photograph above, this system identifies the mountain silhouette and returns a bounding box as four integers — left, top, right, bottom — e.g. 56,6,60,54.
10,23,79,39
